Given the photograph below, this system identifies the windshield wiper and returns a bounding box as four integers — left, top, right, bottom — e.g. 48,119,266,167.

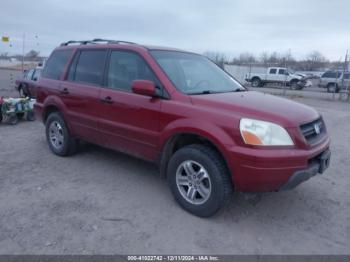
188,90,213,95
188,88,246,95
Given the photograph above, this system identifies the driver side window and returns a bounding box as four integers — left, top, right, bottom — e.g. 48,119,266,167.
107,51,159,92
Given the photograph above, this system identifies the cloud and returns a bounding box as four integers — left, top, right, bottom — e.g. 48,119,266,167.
0,0,349,60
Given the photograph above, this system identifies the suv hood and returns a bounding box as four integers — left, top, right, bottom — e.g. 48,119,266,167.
190,91,319,127
291,74,303,79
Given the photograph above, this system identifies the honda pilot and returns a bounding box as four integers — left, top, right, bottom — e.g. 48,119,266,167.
34,39,331,217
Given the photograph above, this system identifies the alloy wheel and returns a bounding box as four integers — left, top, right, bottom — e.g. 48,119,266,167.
176,160,212,205
49,121,64,150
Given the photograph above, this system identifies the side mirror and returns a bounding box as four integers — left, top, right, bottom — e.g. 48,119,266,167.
132,80,156,97
33,77,38,81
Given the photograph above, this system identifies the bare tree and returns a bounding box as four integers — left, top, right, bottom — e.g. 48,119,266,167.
302,51,328,70
203,51,228,68
239,52,256,64
259,52,269,66
267,52,279,64
0,52,10,60
25,50,40,61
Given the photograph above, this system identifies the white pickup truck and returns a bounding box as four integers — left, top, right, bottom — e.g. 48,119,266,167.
318,71,350,93
246,67,306,89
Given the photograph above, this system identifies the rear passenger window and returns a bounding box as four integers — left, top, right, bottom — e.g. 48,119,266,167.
269,68,277,74
73,50,107,85
42,50,72,80
107,51,158,91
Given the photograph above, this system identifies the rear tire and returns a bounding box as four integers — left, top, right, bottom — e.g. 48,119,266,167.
167,144,233,217
45,112,77,156
251,78,261,88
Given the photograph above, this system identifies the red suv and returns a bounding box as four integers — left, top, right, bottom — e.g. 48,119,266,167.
35,39,331,217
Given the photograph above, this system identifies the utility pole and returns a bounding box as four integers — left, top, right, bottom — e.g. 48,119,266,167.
341,50,347,88
21,33,25,72
345,50,350,101
339,50,348,101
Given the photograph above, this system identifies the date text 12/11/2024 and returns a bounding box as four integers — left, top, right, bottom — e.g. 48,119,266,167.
127,255,219,261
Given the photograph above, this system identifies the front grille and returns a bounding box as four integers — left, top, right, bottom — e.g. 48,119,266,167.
300,118,326,144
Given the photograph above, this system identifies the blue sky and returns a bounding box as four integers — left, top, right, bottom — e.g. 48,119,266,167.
1,0,349,60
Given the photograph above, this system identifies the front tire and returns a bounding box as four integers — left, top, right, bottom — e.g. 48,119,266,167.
45,112,77,156
327,83,339,93
167,145,233,217
289,80,299,90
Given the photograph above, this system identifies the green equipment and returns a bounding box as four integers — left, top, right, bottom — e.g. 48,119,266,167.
0,97,36,125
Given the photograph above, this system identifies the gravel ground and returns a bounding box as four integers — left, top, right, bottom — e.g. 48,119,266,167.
0,69,350,254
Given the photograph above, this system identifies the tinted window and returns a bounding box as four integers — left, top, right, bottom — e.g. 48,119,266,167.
269,68,277,74
42,50,72,80
74,50,107,85
322,71,339,78
108,51,158,91
278,69,285,75
343,73,350,79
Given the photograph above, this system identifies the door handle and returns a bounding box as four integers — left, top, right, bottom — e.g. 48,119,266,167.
100,96,113,104
60,88,69,95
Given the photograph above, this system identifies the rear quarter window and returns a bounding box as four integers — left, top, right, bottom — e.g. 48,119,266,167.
42,49,72,80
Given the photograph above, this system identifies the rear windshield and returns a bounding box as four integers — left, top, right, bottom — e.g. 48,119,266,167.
150,50,244,94
42,49,72,80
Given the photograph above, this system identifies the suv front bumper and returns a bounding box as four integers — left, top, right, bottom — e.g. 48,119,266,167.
226,136,331,192
279,149,331,190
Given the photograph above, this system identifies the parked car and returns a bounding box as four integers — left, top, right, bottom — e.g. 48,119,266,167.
318,71,350,93
34,39,331,217
15,68,42,97
246,67,306,89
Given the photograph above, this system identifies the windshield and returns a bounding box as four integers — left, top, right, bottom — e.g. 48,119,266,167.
150,51,244,94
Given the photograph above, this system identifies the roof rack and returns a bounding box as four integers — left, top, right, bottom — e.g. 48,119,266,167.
60,39,137,46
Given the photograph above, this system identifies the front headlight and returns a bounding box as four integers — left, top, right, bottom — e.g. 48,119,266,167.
240,118,294,146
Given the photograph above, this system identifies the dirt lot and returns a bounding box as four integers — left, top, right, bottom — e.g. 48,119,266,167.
0,69,350,254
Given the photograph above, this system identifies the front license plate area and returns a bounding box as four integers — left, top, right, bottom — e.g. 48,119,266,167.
318,149,331,174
